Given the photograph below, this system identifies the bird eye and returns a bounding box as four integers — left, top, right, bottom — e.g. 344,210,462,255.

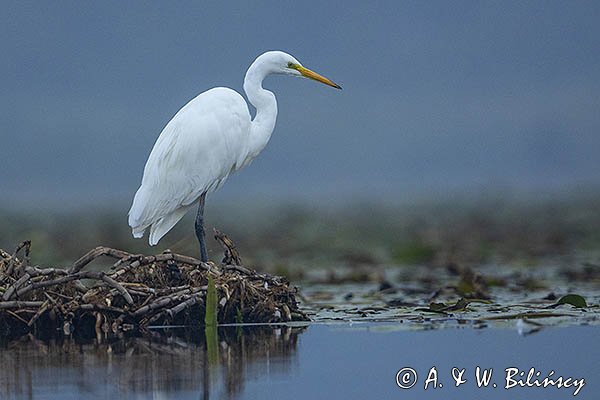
287,62,294,68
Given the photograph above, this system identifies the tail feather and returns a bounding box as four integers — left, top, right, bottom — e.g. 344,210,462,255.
148,206,190,246
128,187,149,238
131,226,145,239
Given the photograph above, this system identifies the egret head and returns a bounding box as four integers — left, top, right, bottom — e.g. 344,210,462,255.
255,51,342,89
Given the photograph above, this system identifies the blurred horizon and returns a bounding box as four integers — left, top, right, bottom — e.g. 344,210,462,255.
2,190,599,270
1,1,599,210
1,179,599,213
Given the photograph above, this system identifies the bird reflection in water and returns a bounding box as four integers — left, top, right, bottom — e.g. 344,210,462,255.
0,325,306,399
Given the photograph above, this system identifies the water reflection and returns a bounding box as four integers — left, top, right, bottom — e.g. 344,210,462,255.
3,323,596,399
0,325,306,399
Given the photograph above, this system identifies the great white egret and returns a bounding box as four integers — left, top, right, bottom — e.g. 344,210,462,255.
128,51,341,262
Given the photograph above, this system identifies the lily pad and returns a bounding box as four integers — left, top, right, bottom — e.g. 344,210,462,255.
555,294,587,308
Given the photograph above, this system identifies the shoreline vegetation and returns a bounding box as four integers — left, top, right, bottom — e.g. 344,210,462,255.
1,195,598,271
1,195,598,338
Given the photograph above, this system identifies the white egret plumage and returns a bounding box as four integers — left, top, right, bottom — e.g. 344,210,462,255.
128,51,341,261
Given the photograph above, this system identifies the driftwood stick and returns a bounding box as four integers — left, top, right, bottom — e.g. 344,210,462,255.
146,310,167,325
224,265,253,275
132,287,206,318
69,246,135,274
214,228,242,266
111,255,148,271
5,310,29,324
109,251,204,270
78,303,126,314
73,280,89,294
3,273,31,301
154,285,195,294
166,294,204,319
24,266,69,277
5,240,31,276
160,286,206,300
0,301,44,309
110,253,208,279
166,253,208,267
120,284,191,295
124,288,152,297
27,300,50,326
100,274,134,305
45,290,76,301
43,292,58,304
15,271,133,305
111,254,144,269
132,296,179,318
17,274,84,296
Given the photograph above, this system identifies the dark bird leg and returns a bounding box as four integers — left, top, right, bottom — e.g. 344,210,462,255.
195,193,209,262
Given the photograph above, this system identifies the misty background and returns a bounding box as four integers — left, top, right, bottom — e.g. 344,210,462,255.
2,1,599,208
1,1,599,266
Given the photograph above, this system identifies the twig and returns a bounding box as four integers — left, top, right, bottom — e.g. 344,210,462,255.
223,265,253,275
166,294,204,319
69,246,135,274
27,300,50,327
78,303,126,314
132,288,206,318
110,253,209,278
214,229,242,265
132,296,179,318
5,309,29,324
3,273,31,301
0,301,44,309
24,266,69,277
15,271,133,305
100,274,134,305
5,240,31,276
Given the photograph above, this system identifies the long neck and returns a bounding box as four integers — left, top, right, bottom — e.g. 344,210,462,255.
243,61,278,160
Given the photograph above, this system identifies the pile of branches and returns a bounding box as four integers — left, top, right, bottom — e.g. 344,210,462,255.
0,236,308,338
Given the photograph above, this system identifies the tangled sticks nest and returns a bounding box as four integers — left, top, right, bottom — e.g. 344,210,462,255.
0,236,308,338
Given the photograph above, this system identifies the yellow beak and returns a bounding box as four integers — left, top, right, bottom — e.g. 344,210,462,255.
297,66,342,89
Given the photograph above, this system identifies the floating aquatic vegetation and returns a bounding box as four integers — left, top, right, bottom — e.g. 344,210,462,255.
300,261,599,329
551,294,588,309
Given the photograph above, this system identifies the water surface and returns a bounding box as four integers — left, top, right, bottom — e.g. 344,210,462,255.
1,323,597,399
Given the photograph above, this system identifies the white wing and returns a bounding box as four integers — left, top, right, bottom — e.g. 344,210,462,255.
128,87,251,245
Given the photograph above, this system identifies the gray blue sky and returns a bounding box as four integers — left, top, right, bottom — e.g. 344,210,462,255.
1,1,599,209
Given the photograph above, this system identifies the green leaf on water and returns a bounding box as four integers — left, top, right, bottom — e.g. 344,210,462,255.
417,298,472,314
446,298,471,311
428,302,447,312
555,294,587,308
205,276,218,326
